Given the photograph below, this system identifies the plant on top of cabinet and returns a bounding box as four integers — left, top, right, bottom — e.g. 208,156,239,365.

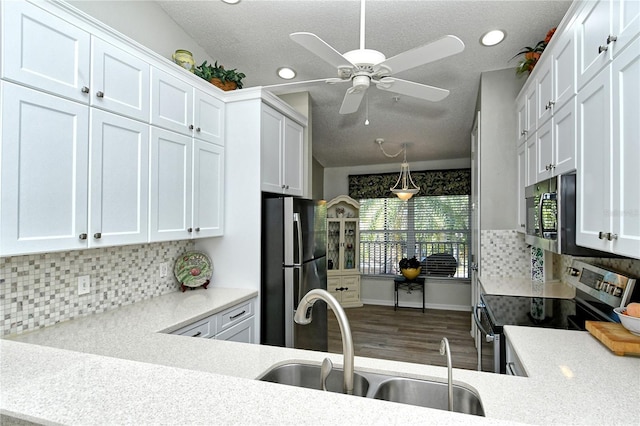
511,27,556,75
194,60,246,90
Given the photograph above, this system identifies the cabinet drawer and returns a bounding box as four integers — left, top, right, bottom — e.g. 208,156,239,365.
216,317,255,343
172,316,214,338
218,300,254,332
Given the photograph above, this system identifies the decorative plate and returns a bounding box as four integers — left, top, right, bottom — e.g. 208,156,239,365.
174,251,212,289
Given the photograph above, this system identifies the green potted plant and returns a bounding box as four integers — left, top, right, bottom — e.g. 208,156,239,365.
399,256,421,280
511,27,556,75
194,60,246,91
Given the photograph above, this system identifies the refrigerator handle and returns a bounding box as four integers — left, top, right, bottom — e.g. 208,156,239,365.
293,212,304,305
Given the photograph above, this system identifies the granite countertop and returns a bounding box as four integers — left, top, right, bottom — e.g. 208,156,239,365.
2,287,639,425
479,275,576,298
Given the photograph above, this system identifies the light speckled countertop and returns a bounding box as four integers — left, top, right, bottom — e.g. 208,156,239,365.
479,275,576,298
2,287,639,425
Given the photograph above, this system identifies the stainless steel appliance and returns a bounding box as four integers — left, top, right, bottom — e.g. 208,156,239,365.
524,174,612,256
474,260,639,374
261,196,327,351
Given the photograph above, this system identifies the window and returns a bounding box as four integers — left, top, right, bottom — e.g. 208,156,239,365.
349,169,471,279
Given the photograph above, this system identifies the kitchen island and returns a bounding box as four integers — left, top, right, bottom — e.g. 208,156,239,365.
2,287,638,425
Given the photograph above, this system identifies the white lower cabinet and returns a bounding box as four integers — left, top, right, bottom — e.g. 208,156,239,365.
505,336,526,376
170,298,256,344
328,275,362,308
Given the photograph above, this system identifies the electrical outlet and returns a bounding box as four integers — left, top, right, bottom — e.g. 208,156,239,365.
159,262,168,278
78,275,90,295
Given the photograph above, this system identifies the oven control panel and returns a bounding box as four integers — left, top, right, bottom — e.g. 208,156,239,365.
566,260,637,308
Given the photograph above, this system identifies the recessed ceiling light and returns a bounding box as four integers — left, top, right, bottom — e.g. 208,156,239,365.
480,30,506,46
221,0,240,4
277,67,296,80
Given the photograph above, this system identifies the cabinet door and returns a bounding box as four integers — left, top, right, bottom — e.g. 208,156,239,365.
536,60,553,125
193,90,224,145
149,127,193,242
516,94,527,145
0,82,89,255
89,109,149,247
216,317,255,343
535,118,554,182
516,142,527,232
282,118,304,196
576,67,611,251
327,220,341,271
611,0,640,57
611,39,640,258
552,99,577,176
150,68,193,136
2,0,90,103
90,37,150,122
340,275,361,305
525,84,537,134
193,140,224,238
525,135,537,186
327,277,342,302
576,0,613,90
260,104,284,193
553,28,576,111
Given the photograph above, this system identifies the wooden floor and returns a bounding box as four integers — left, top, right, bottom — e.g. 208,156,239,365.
328,304,490,371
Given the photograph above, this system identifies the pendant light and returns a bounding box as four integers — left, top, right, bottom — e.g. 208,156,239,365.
376,139,420,201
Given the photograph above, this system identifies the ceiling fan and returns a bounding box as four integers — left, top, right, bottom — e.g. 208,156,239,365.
287,0,465,115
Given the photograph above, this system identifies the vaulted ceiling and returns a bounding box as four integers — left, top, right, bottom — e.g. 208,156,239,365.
157,0,571,167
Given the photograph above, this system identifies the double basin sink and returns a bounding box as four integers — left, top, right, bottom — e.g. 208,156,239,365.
257,362,485,416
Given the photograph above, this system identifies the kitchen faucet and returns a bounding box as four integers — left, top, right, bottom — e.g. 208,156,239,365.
294,289,354,395
440,337,453,411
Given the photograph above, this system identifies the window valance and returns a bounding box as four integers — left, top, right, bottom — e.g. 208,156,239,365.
348,168,471,199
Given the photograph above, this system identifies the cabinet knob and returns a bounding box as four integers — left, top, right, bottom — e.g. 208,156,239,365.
607,35,617,44
195,227,200,232
187,228,193,233
545,101,555,110
96,91,104,98
81,86,90,94
189,124,194,130
608,233,618,241
196,127,201,132
598,231,610,240
598,45,608,54
520,130,527,137
79,233,87,240
93,232,102,239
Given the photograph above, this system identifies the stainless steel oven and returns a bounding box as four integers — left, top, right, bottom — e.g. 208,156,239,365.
473,301,500,373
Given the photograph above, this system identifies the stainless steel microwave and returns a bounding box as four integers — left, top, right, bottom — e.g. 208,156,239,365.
525,174,613,256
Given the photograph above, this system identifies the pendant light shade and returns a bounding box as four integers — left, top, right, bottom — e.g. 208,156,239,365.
377,139,420,201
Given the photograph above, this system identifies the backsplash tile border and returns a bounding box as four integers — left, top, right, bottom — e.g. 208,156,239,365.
0,241,194,336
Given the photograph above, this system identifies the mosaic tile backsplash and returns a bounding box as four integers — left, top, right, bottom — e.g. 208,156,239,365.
0,241,194,336
480,230,530,277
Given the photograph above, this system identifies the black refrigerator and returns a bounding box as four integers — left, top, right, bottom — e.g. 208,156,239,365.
261,196,327,351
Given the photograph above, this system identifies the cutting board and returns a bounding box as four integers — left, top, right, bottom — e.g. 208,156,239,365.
586,321,640,356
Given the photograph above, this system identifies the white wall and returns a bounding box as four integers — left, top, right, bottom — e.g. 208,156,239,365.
68,1,214,65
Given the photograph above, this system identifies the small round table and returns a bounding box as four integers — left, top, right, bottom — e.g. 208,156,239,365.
393,276,426,313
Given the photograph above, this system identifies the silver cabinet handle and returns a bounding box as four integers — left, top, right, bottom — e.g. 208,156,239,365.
96,91,104,98
79,233,87,240
187,228,193,233
81,86,90,94
607,35,617,44
93,232,102,239
545,101,555,110
598,45,608,54
195,227,200,232
598,231,611,240
608,233,618,241
189,124,194,130
520,130,527,137
196,127,201,132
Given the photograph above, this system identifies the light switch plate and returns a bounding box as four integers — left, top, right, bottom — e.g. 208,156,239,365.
159,263,168,278
78,275,90,295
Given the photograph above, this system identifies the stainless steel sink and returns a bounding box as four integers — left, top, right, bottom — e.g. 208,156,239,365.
372,377,485,416
258,363,370,397
257,362,484,416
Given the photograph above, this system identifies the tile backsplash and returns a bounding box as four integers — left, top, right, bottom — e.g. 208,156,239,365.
1,241,194,336
480,230,530,277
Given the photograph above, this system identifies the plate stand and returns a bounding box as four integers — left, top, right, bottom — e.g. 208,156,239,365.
180,279,210,292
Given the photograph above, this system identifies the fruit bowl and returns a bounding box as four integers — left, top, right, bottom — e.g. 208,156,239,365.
613,307,640,336
400,268,421,280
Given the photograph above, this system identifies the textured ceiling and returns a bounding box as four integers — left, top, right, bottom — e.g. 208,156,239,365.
157,0,571,168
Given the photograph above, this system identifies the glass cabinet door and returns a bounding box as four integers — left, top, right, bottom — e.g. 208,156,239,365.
343,219,357,270
327,220,340,271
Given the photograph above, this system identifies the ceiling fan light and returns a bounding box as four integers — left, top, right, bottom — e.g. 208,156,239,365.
277,67,296,79
221,0,240,4
480,30,506,46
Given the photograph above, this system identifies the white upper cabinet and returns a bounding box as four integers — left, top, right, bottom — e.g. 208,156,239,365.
149,127,193,242
261,103,304,196
535,99,577,182
516,142,527,231
0,82,89,255
193,140,224,238
90,37,150,122
576,0,614,89
516,94,527,145
2,0,90,102
611,0,640,57
552,28,576,112
151,67,194,136
89,109,149,247
193,90,224,145
536,59,553,125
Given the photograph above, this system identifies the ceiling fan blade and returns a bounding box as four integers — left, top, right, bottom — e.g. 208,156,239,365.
374,35,465,75
290,32,355,69
339,87,366,114
263,78,348,95
376,77,450,102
